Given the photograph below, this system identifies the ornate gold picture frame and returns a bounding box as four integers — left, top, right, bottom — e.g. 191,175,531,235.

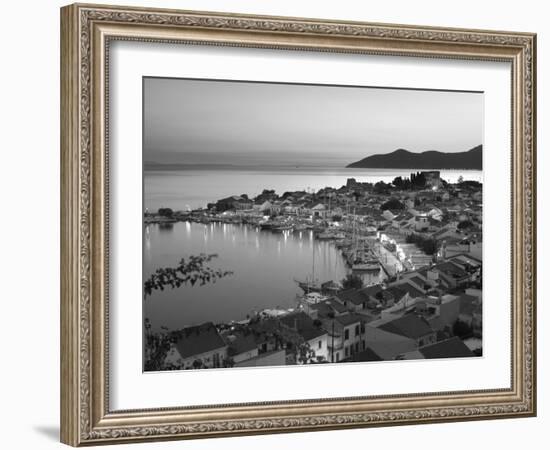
60,3,536,446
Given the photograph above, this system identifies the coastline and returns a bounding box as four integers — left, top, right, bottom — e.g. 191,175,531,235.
144,167,483,212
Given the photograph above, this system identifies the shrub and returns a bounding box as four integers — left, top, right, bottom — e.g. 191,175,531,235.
405,233,439,255
457,220,474,230
452,319,473,339
380,198,405,211
158,207,174,217
341,273,364,290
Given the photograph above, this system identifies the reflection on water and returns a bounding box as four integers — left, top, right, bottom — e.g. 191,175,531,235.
144,222,349,331
157,222,174,232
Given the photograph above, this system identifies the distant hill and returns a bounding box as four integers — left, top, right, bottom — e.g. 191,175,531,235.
346,145,482,170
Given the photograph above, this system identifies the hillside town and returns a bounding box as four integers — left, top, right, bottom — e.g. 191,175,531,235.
144,170,483,371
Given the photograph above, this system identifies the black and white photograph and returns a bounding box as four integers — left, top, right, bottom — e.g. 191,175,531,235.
143,77,483,372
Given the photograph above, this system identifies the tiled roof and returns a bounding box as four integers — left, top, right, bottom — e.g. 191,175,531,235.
350,347,383,362
409,276,427,287
393,282,424,298
337,289,366,305
173,322,226,359
334,313,364,327
311,298,348,315
384,286,407,300
360,284,384,298
227,334,258,356
434,261,468,277
280,311,327,341
378,315,434,340
419,337,474,359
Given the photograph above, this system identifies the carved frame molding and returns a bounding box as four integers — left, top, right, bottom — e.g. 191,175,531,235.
60,3,536,446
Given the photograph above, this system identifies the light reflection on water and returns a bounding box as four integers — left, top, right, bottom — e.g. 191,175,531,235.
144,222,349,331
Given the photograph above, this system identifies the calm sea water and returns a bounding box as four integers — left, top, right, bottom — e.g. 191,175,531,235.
144,167,483,211
144,222,351,331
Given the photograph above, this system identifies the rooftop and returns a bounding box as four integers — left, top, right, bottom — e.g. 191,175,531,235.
378,314,434,340
384,285,408,300
334,312,364,327
227,334,258,356
336,289,366,306
310,298,348,316
360,284,384,298
409,276,427,287
173,322,226,359
350,347,383,362
391,281,424,299
434,261,468,278
419,337,475,359
280,311,327,341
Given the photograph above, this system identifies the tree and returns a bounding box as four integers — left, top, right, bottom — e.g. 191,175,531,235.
352,191,362,202
405,233,439,255
157,207,174,217
223,357,235,368
393,176,412,190
313,319,323,328
373,181,391,194
192,359,203,370
410,171,427,189
393,176,404,189
297,342,316,364
143,254,233,371
458,180,482,189
457,220,474,230
380,198,405,211
341,273,364,290
457,175,464,184
452,319,473,339
144,254,233,297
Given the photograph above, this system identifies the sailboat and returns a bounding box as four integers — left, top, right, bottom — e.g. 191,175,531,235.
295,233,322,293
352,251,381,272
349,208,381,272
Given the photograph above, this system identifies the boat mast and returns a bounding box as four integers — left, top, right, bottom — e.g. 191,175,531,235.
312,234,316,285
353,207,357,261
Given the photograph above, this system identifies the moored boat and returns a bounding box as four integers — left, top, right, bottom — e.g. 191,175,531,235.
295,278,322,293
352,260,381,271
272,224,293,232
293,223,309,232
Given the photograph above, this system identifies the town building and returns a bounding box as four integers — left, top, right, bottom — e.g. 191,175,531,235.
422,170,442,188
322,312,367,362
279,311,329,362
164,322,227,370
377,314,437,348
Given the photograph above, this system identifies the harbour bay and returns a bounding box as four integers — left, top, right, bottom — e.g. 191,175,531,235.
144,221,350,331
144,167,482,332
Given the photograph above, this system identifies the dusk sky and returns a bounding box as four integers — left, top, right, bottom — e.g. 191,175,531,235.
144,77,483,168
